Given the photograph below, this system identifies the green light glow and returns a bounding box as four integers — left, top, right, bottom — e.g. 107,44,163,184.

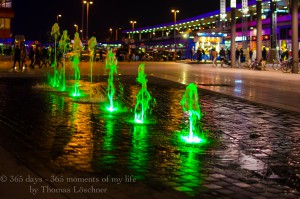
71,32,82,97
181,134,202,143
172,130,208,195
49,23,62,90
59,30,70,91
129,125,149,180
105,49,118,112
106,106,118,112
88,37,97,98
180,83,204,144
71,83,82,97
134,63,156,124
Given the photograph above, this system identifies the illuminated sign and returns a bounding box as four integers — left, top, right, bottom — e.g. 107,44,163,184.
242,0,248,14
247,35,270,41
231,0,236,8
199,37,221,43
220,0,226,20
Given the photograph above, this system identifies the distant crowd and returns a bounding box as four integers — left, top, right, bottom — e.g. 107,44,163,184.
12,45,63,70
189,45,300,67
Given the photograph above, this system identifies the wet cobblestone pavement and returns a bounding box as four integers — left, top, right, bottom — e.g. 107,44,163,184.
0,75,299,199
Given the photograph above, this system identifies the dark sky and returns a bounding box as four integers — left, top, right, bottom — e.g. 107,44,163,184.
11,0,226,42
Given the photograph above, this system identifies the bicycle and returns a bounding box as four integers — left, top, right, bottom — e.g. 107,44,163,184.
280,58,292,73
284,59,300,73
272,59,285,71
242,59,254,69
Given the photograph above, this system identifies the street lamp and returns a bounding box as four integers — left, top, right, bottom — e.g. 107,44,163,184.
56,14,61,23
230,0,236,67
74,24,78,32
116,27,121,41
130,20,136,38
171,9,179,61
109,28,113,41
84,1,93,40
130,20,136,30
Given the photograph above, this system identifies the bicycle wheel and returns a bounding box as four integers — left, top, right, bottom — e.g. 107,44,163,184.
281,63,292,73
272,63,280,71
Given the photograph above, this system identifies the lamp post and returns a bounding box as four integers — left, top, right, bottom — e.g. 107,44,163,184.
56,14,61,23
291,0,299,73
109,28,113,41
74,24,78,32
171,9,179,61
242,0,249,51
256,0,262,62
84,1,93,40
269,0,278,62
230,1,236,67
81,1,85,41
116,27,121,41
130,20,136,39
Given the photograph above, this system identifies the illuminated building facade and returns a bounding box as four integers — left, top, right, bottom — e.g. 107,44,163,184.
122,0,299,60
0,0,14,39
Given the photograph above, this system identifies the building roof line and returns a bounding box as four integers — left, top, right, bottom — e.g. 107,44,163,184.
122,0,270,33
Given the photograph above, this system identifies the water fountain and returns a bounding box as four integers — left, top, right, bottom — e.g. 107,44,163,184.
134,63,156,124
88,36,97,98
49,23,61,88
105,49,118,112
180,83,207,144
58,30,70,91
71,32,83,97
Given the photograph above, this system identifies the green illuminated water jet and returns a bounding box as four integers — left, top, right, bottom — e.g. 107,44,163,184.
49,23,61,88
134,63,155,124
88,36,97,98
71,32,83,97
105,49,118,112
180,83,205,143
58,30,70,91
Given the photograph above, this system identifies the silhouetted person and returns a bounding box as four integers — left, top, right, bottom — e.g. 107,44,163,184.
235,48,240,66
249,49,253,61
21,46,28,69
29,46,35,68
219,47,226,67
13,45,21,69
262,47,267,61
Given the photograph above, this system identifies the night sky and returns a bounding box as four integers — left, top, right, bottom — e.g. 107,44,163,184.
11,0,226,42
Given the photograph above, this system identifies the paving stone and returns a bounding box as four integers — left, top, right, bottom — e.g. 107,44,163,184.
233,182,252,188
203,184,223,189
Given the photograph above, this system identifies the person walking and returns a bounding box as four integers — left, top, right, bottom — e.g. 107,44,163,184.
29,45,35,68
249,48,253,61
262,46,267,61
239,48,244,63
235,48,240,67
196,47,202,62
226,48,231,62
13,45,21,69
21,46,28,69
211,48,218,67
219,47,226,67
190,46,195,61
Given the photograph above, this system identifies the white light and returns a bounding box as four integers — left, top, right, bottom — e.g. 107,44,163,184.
231,0,236,8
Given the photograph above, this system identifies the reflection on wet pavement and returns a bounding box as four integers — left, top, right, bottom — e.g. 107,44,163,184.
0,76,299,198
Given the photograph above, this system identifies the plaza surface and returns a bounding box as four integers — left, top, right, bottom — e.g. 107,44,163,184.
0,60,299,199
